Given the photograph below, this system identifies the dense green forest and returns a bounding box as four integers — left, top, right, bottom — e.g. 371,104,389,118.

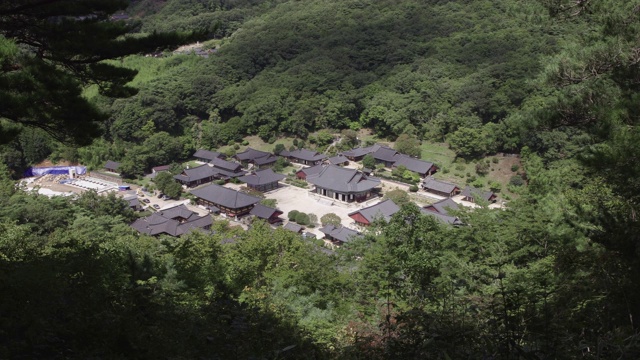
3,0,640,358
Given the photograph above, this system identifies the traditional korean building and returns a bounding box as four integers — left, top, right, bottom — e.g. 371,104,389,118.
462,185,497,203
190,184,260,217
104,160,121,173
249,204,283,224
235,148,276,168
238,168,286,192
296,164,325,180
130,204,212,237
306,165,380,203
319,224,362,246
193,149,225,162
348,199,400,226
421,177,461,197
281,148,326,165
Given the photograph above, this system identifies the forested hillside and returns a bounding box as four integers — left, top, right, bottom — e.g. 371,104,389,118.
2,0,640,358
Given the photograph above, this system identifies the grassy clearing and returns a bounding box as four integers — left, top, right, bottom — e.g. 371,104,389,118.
182,160,201,169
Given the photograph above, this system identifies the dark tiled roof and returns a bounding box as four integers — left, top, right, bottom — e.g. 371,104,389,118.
420,209,463,225
174,164,219,183
236,148,271,162
191,184,261,209
422,177,459,194
130,205,212,236
423,198,460,215
158,204,196,220
302,232,317,239
297,164,325,177
348,199,400,223
342,144,381,158
254,154,278,165
105,160,121,170
250,204,282,220
319,224,362,243
394,155,435,174
326,154,349,165
123,195,140,208
372,146,398,162
283,222,303,233
462,186,496,202
210,157,242,172
238,168,286,186
152,165,171,172
286,148,326,162
194,149,223,161
306,165,380,193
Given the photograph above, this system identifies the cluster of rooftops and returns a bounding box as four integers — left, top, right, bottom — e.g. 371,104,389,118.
106,143,496,245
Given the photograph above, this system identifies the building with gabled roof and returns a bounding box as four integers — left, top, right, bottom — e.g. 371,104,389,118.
210,157,243,173
326,154,349,166
152,165,171,173
122,194,142,211
174,162,245,187
174,164,221,187
348,199,400,226
235,148,277,169
104,160,121,173
319,224,362,246
423,198,460,215
193,149,225,162
190,184,261,217
372,146,399,167
130,204,212,237
296,164,325,180
420,209,464,225
462,185,497,203
306,165,381,203
341,144,381,161
249,204,283,224
281,148,326,165
393,155,437,177
283,222,303,233
421,177,461,197
238,168,286,192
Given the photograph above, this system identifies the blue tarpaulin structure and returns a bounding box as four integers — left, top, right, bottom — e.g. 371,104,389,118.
24,166,87,177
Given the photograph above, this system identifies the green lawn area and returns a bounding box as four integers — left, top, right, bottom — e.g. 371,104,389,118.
182,160,201,169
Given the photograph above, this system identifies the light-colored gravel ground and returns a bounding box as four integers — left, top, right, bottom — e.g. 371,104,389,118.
259,184,382,237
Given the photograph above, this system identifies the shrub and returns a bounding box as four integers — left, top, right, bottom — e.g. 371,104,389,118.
466,175,477,184
492,157,499,164
260,198,277,208
442,167,450,174
293,139,299,147
273,143,286,155
233,144,240,150
409,185,419,192
475,161,490,176
489,181,502,192
455,164,465,171
268,137,276,144
242,140,249,146
321,213,342,226
295,212,310,225
288,210,299,221
362,154,376,169
471,178,484,188
509,175,525,186
511,164,520,172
